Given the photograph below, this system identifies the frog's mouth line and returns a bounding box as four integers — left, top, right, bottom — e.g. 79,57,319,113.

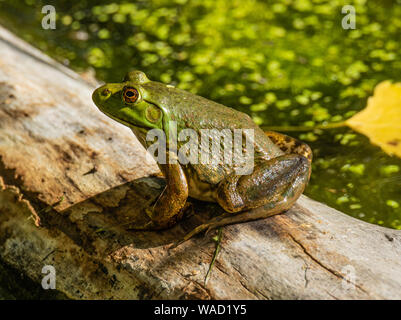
101,110,147,131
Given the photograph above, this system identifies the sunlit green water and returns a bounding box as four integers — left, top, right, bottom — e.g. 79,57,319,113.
0,0,400,232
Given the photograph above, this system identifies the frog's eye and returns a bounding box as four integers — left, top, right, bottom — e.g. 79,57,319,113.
122,87,140,104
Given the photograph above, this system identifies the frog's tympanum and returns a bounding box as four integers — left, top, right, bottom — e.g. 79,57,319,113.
92,71,312,243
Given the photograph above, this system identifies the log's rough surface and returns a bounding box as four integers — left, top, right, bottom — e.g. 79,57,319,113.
0,25,401,300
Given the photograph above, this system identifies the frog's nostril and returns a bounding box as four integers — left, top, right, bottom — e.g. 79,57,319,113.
101,88,111,96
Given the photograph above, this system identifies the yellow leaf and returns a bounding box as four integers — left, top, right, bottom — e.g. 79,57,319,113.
346,81,401,157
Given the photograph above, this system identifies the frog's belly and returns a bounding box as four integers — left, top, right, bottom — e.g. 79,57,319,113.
186,171,218,203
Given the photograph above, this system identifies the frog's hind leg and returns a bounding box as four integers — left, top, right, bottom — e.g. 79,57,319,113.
172,151,311,248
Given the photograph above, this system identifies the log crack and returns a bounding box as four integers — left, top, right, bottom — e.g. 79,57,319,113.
231,265,269,299
287,233,371,296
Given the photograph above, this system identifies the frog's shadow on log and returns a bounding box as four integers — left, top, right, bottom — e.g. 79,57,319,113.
61,176,227,253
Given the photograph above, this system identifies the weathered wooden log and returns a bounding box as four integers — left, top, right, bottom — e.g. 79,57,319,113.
0,25,400,300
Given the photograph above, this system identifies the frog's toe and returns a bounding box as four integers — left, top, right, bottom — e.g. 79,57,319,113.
170,212,233,248
125,208,163,230
171,219,226,248
127,219,157,230
171,223,210,249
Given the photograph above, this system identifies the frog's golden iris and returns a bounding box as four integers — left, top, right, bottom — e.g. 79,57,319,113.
123,86,139,104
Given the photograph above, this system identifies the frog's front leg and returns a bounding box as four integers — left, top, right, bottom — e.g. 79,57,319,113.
173,134,311,247
137,162,189,230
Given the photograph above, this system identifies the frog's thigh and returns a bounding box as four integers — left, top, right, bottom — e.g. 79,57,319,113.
216,154,310,213
150,163,189,227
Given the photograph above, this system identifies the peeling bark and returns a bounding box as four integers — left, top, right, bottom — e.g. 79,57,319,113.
0,25,401,299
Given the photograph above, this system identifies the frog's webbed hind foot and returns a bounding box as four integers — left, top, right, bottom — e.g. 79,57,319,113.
171,203,288,248
171,212,232,248
264,130,313,163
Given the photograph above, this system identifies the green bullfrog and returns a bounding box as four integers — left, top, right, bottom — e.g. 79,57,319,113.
92,71,312,243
